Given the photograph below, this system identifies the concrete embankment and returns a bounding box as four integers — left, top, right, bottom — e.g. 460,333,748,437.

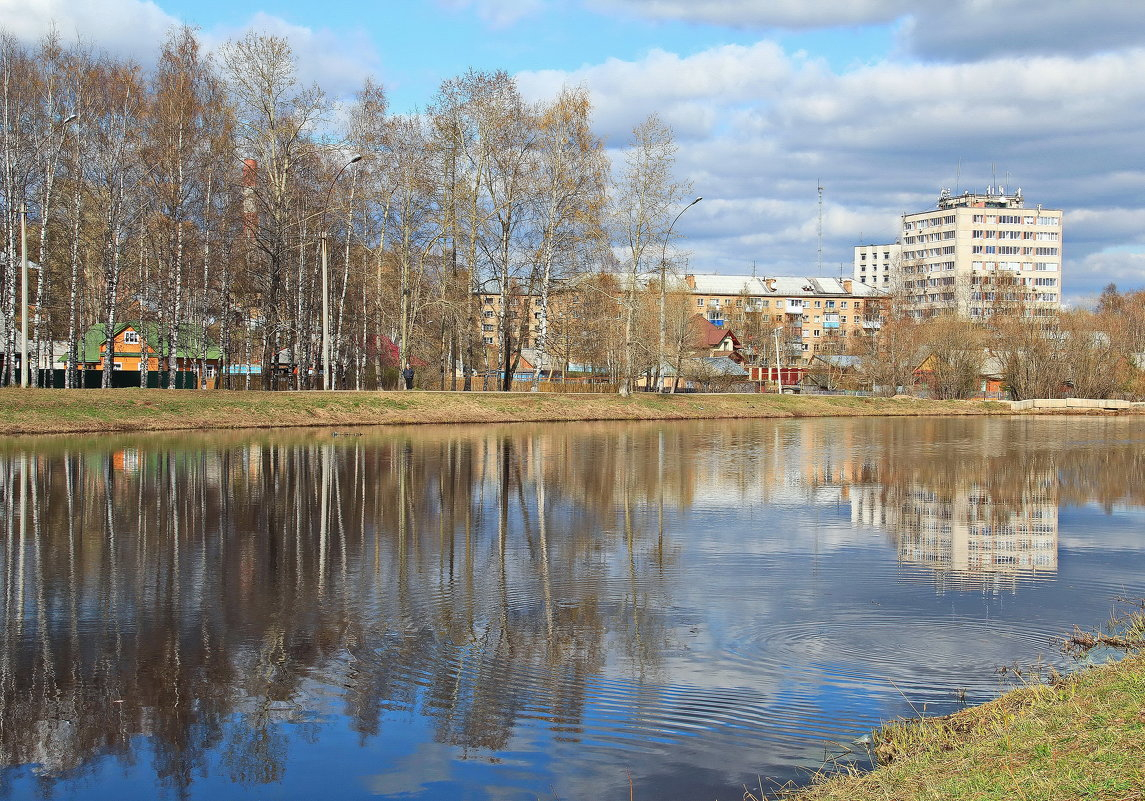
1008,397,1145,411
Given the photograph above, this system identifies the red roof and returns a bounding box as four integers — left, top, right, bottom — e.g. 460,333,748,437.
690,314,741,348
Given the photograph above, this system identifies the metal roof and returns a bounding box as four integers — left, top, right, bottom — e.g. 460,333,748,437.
687,274,883,298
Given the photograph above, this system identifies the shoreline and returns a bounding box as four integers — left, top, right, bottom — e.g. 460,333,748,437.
774,651,1145,800
2,387,1140,437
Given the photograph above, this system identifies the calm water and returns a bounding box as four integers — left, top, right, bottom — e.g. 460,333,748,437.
1,416,1143,800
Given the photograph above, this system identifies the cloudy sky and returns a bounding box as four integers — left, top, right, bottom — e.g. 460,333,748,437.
5,0,1144,305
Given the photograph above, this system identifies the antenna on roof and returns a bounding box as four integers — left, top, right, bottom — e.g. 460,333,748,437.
817,180,824,277
955,158,961,194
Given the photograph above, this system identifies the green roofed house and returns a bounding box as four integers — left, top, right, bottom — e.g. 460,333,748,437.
61,322,222,387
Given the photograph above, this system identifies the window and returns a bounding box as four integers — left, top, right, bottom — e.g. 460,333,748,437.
813,329,820,337
814,300,821,308
123,330,139,345
860,253,867,260
826,301,835,308
484,296,494,304
482,324,493,332
697,299,704,307
483,336,494,344
483,310,494,318
113,362,123,370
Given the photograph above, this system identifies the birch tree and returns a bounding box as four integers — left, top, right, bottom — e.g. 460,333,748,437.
220,33,326,390
611,114,688,396
528,87,607,391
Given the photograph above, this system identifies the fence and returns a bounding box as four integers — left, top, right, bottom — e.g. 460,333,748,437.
0,369,201,389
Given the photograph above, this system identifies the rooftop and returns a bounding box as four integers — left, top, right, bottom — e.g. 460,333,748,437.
686,274,883,298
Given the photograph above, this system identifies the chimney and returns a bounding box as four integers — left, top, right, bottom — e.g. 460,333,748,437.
842,279,853,293
764,278,776,292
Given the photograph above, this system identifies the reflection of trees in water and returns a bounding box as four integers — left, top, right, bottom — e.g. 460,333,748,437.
0,425,678,793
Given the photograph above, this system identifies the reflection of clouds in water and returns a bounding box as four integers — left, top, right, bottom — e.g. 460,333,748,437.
361,741,455,796
0,417,1142,801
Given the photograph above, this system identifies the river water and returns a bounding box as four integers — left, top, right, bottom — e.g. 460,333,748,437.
0,416,1142,800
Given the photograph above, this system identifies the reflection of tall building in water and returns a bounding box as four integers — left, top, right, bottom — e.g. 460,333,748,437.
850,475,1058,592
789,420,1062,592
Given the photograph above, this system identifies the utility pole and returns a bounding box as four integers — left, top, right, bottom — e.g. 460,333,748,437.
773,327,783,394
20,203,29,388
321,231,330,391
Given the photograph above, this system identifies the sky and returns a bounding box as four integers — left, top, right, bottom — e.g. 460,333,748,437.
4,0,1144,306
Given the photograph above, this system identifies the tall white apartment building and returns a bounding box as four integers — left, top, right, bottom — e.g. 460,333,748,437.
854,188,1063,319
854,242,902,289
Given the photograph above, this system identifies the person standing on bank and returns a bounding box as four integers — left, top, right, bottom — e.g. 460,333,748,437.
402,362,415,390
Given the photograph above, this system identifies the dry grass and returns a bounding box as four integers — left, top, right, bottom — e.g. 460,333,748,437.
0,388,1018,437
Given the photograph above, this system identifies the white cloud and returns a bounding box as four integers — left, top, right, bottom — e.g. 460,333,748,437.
516,41,792,142
586,0,913,29
900,0,1145,62
435,0,544,28
0,0,180,64
517,42,1145,302
202,13,382,100
587,0,1145,61
0,1,383,102
1070,251,1145,305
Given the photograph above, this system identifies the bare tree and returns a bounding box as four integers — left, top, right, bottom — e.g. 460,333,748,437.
219,32,326,390
611,114,688,396
527,87,607,391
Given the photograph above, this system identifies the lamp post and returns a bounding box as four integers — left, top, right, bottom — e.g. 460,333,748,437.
319,154,362,391
658,196,702,393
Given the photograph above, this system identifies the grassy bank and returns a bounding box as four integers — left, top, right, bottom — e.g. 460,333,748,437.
0,388,1019,436
766,652,1145,801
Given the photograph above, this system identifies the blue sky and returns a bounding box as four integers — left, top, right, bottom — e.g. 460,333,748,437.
5,0,1145,305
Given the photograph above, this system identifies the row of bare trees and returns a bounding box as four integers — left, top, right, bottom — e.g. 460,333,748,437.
851,283,1145,400
0,27,691,391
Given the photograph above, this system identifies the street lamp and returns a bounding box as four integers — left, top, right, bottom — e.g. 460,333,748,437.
658,196,702,393
319,154,362,391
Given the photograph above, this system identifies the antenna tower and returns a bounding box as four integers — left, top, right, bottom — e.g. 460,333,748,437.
816,180,824,276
